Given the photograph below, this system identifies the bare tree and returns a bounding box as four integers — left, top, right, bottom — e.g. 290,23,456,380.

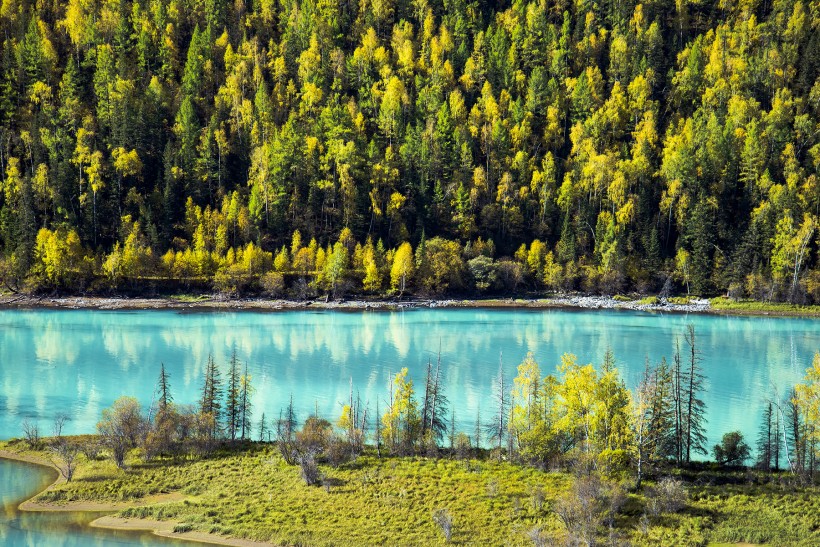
21,418,40,447
97,397,146,468
645,477,688,517
52,412,70,438
50,439,79,482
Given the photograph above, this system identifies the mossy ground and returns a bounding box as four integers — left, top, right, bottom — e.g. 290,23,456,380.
4,439,820,546
710,297,820,316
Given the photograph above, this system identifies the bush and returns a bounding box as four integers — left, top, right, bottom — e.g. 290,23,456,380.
713,431,751,466
261,271,286,297
645,477,688,517
298,452,322,486
554,475,625,545
432,508,453,542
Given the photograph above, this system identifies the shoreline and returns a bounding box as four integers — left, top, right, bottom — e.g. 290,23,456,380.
1,292,816,317
0,449,274,546
0,293,717,314
89,516,274,546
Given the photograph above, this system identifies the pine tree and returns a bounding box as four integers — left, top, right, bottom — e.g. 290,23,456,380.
239,363,253,440
225,348,241,441
420,346,449,446
258,413,270,442
680,325,707,464
199,354,223,438
278,394,297,442
485,353,509,453
156,362,172,411
757,401,778,470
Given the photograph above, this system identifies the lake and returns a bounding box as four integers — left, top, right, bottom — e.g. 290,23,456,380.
0,307,818,453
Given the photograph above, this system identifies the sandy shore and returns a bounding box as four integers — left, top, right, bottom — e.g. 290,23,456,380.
90,516,274,546
0,293,715,314
0,449,272,546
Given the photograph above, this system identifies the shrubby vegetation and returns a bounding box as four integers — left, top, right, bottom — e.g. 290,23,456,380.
0,0,819,301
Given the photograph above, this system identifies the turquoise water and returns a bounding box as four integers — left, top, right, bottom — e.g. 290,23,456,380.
0,458,199,545
0,308,818,451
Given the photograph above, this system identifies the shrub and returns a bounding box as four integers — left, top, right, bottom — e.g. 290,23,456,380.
713,431,751,466
298,452,322,486
432,508,453,542
645,477,688,517
261,271,286,297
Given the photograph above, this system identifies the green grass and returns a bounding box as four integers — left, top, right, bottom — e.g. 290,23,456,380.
667,296,697,304
6,439,820,546
637,296,660,305
710,297,820,316
167,294,213,303
8,441,567,545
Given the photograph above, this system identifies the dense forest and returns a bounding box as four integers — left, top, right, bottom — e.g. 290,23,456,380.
1,0,819,299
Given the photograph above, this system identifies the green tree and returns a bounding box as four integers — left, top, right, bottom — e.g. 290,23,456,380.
97,396,145,468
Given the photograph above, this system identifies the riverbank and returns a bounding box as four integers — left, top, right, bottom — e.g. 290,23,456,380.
0,293,717,314
4,292,819,316
3,439,820,546
0,444,273,546
0,440,569,546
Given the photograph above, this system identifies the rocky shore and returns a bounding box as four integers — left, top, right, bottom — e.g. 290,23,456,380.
0,293,712,314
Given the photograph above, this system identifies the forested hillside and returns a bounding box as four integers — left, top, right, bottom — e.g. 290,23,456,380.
0,0,819,299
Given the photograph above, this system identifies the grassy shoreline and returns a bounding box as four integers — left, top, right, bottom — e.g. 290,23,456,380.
0,445,257,546
3,438,820,546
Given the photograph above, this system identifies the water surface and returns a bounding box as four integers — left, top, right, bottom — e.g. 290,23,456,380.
0,307,818,452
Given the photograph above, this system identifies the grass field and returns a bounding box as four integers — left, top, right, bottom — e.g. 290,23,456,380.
4,438,820,546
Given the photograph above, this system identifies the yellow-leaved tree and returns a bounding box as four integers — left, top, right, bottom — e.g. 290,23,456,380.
382,368,419,454
794,352,820,467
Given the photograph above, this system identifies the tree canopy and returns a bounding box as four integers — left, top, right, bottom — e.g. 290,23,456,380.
1,0,819,300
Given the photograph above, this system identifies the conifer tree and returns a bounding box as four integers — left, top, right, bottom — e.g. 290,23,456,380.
156,362,172,411
225,348,241,441
239,362,253,440
199,354,223,438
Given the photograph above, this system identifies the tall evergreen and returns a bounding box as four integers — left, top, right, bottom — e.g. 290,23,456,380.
420,347,449,445
682,325,708,464
200,354,223,438
239,362,253,441
485,353,509,452
156,362,172,411
225,347,241,441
